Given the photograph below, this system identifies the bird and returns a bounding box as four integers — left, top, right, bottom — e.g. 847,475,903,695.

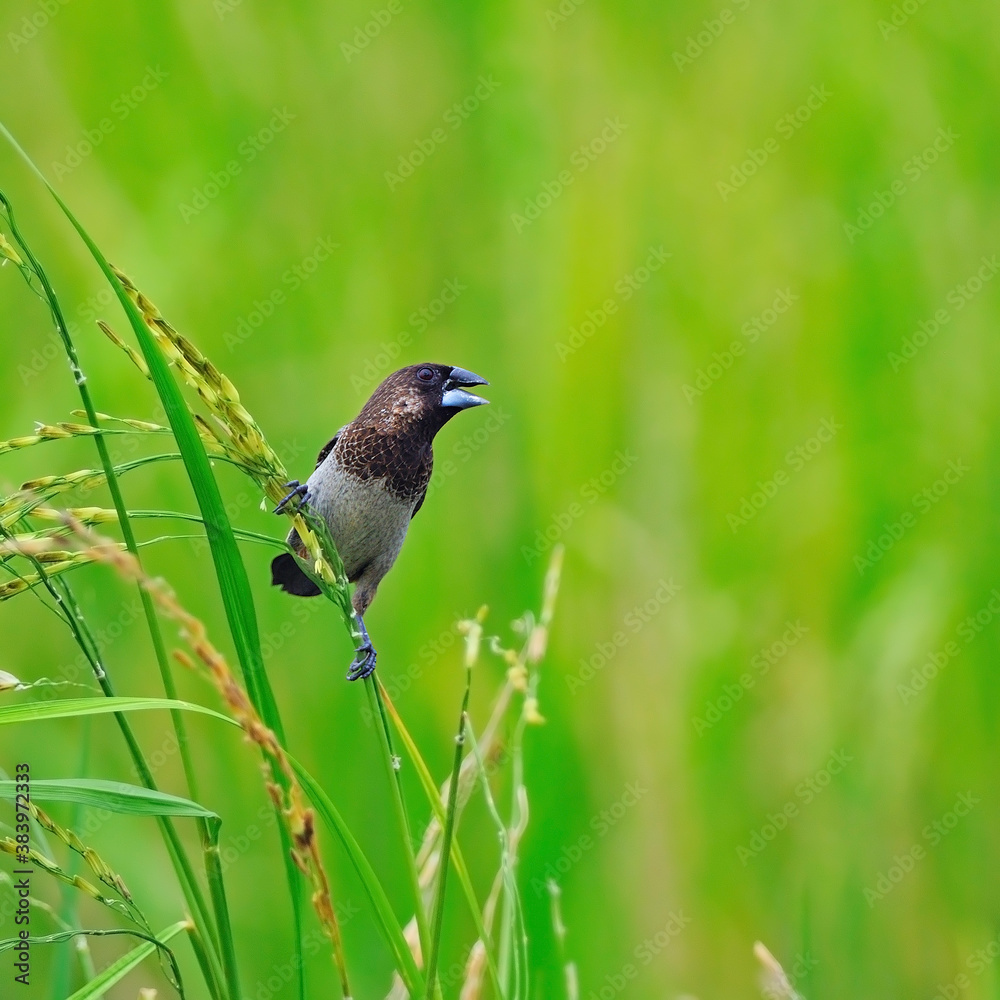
270,363,490,681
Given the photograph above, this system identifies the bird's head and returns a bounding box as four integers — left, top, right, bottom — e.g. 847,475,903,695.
358,363,490,436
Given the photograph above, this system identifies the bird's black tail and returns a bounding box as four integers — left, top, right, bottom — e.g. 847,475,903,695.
270,553,322,597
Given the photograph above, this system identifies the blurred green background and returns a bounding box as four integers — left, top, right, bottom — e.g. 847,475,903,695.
2,0,999,997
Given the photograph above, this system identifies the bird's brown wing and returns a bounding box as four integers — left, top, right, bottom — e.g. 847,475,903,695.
411,484,428,518
314,425,348,469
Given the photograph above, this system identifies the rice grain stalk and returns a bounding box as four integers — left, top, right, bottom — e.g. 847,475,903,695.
28,802,134,904
2,180,236,1000
461,545,562,1000
0,839,147,932
383,545,563,1000
0,521,230,998
105,268,359,646
0,546,124,600
62,523,354,1000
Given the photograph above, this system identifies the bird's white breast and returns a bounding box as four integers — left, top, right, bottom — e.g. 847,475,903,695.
306,454,414,581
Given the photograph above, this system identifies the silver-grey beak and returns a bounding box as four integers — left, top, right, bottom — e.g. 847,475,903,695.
442,367,489,409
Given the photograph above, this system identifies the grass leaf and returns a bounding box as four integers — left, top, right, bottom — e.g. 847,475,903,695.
287,752,426,998
0,697,237,728
0,778,219,821
65,920,189,1000
0,123,307,998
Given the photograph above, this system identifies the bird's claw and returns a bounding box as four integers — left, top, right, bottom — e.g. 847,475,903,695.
274,480,309,515
346,641,377,682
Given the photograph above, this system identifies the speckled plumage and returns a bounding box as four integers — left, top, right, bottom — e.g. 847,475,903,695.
271,363,489,626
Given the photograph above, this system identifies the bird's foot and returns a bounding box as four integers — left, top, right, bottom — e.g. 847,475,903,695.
273,480,309,515
346,641,377,682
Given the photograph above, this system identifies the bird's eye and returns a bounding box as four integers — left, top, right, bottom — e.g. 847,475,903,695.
417,367,435,382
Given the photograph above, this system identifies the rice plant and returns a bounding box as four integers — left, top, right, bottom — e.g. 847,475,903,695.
0,135,564,999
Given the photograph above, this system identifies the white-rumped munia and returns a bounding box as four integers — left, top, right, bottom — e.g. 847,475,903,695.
270,363,489,680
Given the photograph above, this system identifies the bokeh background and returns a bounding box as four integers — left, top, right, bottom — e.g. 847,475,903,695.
2,0,999,997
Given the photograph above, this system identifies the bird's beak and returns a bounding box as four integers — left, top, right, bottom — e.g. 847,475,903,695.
442,367,490,409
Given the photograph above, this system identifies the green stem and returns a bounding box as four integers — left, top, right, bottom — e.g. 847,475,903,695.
187,921,226,1000
51,720,92,1000
424,666,472,1000
498,690,532,999
378,680,505,998
1,193,230,995
202,819,241,1000
365,678,432,968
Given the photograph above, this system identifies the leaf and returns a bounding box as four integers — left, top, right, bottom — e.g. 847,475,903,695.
379,682,504,995
0,697,237,728
0,778,219,821
65,921,188,1000
0,119,282,743
0,121,303,998
288,753,426,998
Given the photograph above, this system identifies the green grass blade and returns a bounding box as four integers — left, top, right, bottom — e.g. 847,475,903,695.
365,679,431,965
287,753,425,998
0,117,280,735
200,818,241,1000
0,778,219,819
65,920,188,1000
51,723,93,1000
378,681,505,997
0,697,237,727
425,668,473,1000
0,187,220,989
0,125,307,995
